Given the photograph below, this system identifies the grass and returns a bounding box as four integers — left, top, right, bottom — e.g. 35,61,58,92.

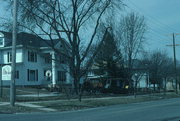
0,87,63,102
0,87,180,113
35,93,180,111
0,105,41,114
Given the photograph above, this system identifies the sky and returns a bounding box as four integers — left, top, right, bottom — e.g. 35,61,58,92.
124,0,180,60
0,0,180,60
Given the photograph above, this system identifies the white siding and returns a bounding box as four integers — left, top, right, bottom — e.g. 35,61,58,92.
16,49,23,62
2,49,23,64
23,49,45,85
1,48,72,86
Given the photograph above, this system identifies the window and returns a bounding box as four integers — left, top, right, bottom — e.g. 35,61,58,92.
44,70,46,77
27,69,38,81
59,55,66,64
57,71,66,82
15,71,19,79
44,54,51,63
0,37,4,46
7,52,12,63
28,51,37,62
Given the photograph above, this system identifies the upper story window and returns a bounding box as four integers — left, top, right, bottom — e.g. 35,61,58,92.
59,55,66,64
28,51,37,62
44,53,52,64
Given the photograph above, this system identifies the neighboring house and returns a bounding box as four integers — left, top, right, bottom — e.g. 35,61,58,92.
0,31,71,86
86,62,128,89
87,63,108,79
131,70,149,90
164,77,179,91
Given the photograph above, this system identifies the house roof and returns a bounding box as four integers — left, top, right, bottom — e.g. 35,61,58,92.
0,31,63,48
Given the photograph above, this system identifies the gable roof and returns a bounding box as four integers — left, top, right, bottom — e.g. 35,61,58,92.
0,31,61,48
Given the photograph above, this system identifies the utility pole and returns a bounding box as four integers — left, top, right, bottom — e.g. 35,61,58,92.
172,33,178,94
0,66,2,98
166,33,180,94
10,0,18,106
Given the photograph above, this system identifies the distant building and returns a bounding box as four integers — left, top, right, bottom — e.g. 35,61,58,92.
86,59,150,90
0,31,71,86
131,70,149,90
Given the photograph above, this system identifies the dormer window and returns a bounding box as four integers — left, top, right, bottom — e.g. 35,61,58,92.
0,37,4,47
0,32,4,47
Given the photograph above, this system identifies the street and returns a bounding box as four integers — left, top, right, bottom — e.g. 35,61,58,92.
0,98,180,121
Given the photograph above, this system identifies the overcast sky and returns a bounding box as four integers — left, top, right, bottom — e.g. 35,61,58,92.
124,0,180,60
0,0,180,60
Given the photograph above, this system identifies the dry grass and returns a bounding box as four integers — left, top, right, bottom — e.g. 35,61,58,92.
0,105,41,114
36,94,175,111
0,89,179,113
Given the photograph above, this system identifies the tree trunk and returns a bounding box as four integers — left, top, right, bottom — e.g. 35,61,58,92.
78,84,82,102
163,78,167,97
153,83,155,92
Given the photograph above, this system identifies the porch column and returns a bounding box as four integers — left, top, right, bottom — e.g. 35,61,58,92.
66,66,71,84
51,51,57,86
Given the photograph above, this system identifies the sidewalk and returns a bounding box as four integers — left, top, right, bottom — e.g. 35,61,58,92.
0,95,139,113
0,102,9,106
16,102,57,112
17,93,61,98
0,101,57,112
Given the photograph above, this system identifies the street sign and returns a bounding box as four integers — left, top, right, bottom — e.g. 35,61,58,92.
2,65,11,80
45,70,52,77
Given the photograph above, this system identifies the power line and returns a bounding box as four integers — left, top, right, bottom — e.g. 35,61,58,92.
125,2,171,36
127,0,179,32
0,17,10,21
125,0,178,48
148,27,170,40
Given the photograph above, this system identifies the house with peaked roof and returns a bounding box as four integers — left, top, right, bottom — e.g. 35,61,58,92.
0,31,71,86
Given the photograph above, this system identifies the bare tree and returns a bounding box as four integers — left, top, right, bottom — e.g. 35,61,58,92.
132,72,145,98
3,0,124,101
119,12,147,88
142,50,174,92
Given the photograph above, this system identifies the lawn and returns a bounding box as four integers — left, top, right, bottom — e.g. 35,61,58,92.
0,105,41,114
35,93,180,112
0,87,179,113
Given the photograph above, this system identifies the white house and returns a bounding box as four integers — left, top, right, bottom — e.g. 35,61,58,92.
0,31,71,86
131,72,149,89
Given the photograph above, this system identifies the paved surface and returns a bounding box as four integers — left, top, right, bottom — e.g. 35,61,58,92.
0,102,57,112
0,102,9,106
17,93,61,97
0,98,180,121
16,103,57,112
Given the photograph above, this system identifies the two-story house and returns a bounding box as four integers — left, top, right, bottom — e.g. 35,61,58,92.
0,31,71,86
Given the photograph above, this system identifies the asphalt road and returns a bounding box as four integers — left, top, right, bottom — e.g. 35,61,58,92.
0,98,180,121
